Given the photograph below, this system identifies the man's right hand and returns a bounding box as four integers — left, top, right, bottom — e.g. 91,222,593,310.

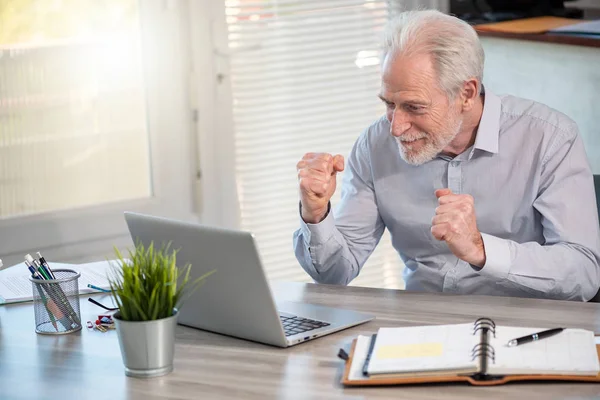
296,152,345,224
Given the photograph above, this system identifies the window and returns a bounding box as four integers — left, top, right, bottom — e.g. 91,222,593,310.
0,0,196,265
219,0,447,288
0,0,150,218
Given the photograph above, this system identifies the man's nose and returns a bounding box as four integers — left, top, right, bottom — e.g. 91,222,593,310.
390,110,411,137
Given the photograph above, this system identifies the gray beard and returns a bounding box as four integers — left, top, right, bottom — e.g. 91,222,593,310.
396,118,463,166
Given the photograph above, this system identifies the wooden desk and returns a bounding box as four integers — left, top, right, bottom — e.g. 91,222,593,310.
477,29,600,48
2,282,600,400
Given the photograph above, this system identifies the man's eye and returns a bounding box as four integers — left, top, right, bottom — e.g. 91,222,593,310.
385,102,395,108
405,104,422,112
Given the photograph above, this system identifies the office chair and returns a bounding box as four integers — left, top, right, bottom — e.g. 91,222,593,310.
588,175,600,302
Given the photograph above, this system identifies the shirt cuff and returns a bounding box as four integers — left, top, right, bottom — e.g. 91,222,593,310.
299,202,335,247
477,233,511,281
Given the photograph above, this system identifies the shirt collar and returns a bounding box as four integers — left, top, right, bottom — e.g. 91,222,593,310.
473,88,501,155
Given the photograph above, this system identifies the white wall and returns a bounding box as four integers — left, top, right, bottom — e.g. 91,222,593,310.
481,37,600,172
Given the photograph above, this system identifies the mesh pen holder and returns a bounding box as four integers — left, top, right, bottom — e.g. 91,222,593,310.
30,269,82,335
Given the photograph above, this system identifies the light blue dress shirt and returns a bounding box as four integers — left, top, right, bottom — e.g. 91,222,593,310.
293,91,600,301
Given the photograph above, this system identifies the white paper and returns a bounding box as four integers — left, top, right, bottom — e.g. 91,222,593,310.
0,260,121,304
348,335,373,381
367,323,479,375
489,327,600,376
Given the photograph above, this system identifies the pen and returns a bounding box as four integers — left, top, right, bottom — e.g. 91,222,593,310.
26,261,43,280
26,262,59,332
507,327,565,347
87,284,111,293
37,252,56,279
31,254,78,325
26,254,52,280
362,333,378,376
26,255,80,328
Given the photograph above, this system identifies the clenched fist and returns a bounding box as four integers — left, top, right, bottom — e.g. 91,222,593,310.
431,189,486,267
297,152,344,224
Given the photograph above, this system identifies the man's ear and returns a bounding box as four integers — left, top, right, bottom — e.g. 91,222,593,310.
460,78,479,112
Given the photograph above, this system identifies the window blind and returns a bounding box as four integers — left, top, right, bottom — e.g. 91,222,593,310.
224,0,446,289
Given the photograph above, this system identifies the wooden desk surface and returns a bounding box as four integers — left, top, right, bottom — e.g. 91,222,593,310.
476,29,600,48
2,282,600,400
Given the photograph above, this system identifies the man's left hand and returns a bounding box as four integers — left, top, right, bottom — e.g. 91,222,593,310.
431,188,486,268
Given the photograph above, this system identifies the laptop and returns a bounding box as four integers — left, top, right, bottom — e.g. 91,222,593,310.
124,212,374,347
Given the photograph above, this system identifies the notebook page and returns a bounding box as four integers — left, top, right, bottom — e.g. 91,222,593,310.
348,335,372,381
367,323,480,375
489,327,600,376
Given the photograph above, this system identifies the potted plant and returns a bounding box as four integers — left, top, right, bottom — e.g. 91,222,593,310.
108,241,214,378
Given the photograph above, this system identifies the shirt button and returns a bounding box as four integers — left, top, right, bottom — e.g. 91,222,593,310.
450,161,459,167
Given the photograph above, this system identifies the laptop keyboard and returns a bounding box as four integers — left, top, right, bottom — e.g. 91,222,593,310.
280,315,330,337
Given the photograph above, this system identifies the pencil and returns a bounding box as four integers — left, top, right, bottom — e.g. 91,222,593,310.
36,283,59,332
27,264,58,332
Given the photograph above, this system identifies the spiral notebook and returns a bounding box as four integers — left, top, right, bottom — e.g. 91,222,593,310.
341,318,600,386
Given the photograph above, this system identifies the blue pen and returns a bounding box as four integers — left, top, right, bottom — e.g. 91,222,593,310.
87,284,111,293
25,260,44,279
27,265,43,279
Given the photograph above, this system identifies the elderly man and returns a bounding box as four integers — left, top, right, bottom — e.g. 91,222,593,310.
292,10,600,301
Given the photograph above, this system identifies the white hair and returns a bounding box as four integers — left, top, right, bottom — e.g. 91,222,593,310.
382,10,485,98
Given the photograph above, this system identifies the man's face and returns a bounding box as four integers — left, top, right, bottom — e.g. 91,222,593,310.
379,52,463,165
